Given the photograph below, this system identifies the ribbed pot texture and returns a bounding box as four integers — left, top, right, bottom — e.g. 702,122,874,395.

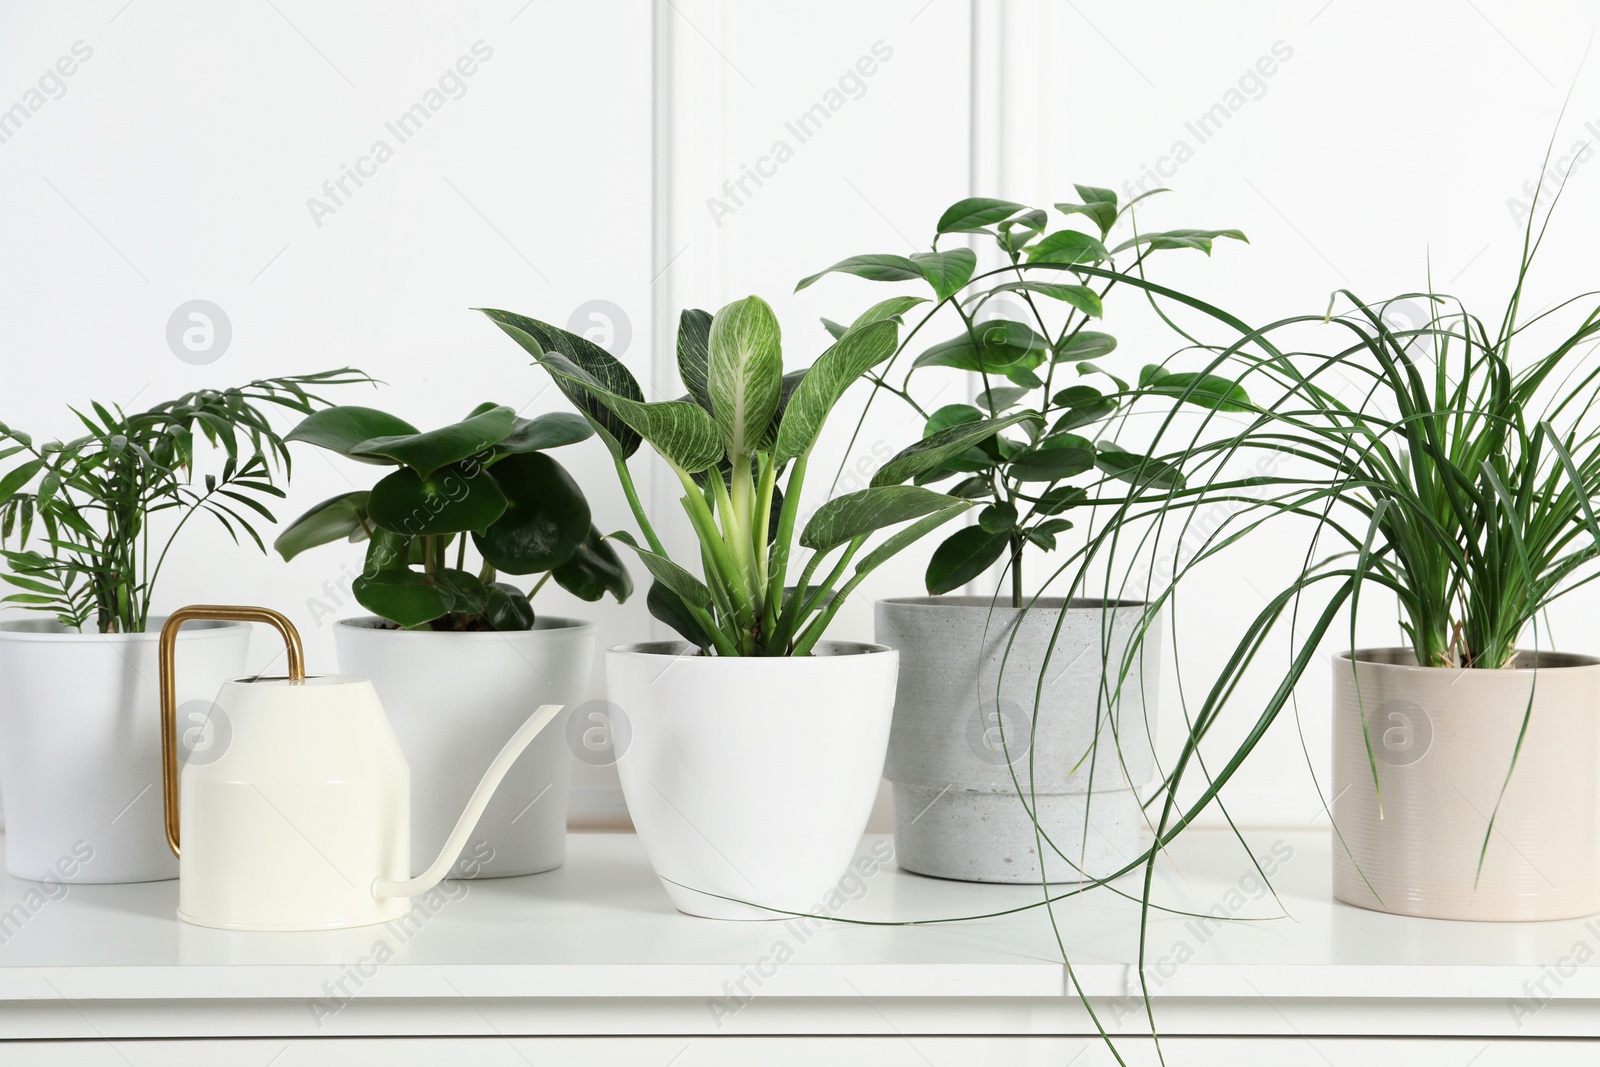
876,596,1160,884
1332,648,1600,921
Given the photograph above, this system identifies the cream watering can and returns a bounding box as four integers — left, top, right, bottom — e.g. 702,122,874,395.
158,605,562,931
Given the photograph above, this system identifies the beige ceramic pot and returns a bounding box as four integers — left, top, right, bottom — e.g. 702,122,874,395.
1331,648,1600,921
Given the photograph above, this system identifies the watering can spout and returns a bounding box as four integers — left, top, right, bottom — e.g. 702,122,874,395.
372,703,565,899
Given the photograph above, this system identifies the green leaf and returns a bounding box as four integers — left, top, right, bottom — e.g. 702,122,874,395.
997,209,1048,254
647,580,715,648
286,407,419,463
1026,230,1108,265
947,476,993,499
1032,485,1086,515
978,501,1018,534
926,525,1010,595
796,253,921,292
1010,433,1096,481
852,501,972,576
707,296,784,459
773,318,900,464
367,462,508,536
473,452,591,574
0,458,45,501
910,249,976,302
1057,331,1117,361
872,411,1040,487
936,197,1029,234
850,295,929,329
977,386,1030,415
1111,228,1248,255
1077,361,1129,391
484,582,537,630
609,531,711,608
1095,441,1186,490
924,404,984,436
347,405,517,478
538,352,724,473
1055,199,1117,238
353,567,454,628
496,411,594,453
912,320,1050,373
799,485,962,552
1138,365,1253,413
989,279,1103,318
273,490,371,561
677,308,714,411
1051,385,1118,432
551,525,633,603
432,567,490,615
477,308,645,461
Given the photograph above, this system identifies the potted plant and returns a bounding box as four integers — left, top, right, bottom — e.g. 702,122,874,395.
1136,186,1600,920
478,296,975,918
799,190,1248,883
0,371,366,883
274,402,631,879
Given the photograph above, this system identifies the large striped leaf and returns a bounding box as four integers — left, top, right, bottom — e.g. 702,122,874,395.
477,308,644,461
772,319,900,464
539,353,723,474
707,296,784,459
677,308,714,411
800,485,964,553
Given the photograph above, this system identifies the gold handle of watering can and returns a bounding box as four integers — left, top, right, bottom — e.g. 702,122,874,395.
158,605,305,858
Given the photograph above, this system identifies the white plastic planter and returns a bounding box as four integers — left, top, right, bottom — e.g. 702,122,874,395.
0,619,250,883
1332,648,1600,921
875,596,1160,884
606,641,898,919
334,616,593,879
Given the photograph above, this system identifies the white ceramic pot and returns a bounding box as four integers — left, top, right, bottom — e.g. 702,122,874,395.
875,596,1160,884
334,616,593,878
0,619,250,883
1332,648,1600,921
606,641,898,919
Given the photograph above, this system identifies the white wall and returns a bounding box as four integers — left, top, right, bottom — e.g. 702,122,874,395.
2,0,1597,830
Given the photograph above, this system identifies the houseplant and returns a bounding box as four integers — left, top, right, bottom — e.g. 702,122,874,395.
1130,186,1600,921
479,295,976,917
0,371,366,882
799,190,1249,883
274,402,631,878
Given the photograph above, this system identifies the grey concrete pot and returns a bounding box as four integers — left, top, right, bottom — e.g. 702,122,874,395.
875,596,1160,884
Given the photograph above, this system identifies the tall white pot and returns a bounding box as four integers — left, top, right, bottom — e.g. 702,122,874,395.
1332,648,1600,921
606,641,898,920
334,616,592,879
0,619,250,883
875,596,1160,884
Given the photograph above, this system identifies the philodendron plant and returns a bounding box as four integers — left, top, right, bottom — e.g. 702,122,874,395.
479,295,983,656
0,371,369,633
274,404,630,631
799,189,1250,606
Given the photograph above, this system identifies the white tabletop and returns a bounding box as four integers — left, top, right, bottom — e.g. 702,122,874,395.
0,829,1593,1041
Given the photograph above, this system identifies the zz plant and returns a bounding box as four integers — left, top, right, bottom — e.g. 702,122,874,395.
479,295,978,656
274,404,630,631
799,188,1249,605
0,371,369,633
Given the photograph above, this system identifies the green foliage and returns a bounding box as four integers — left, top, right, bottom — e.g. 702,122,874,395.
480,296,971,656
275,405,629,631
801,189,1251,606
0,371,370,633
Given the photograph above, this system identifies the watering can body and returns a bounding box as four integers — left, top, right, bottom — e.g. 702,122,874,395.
179,675,412,931
160,606,564,931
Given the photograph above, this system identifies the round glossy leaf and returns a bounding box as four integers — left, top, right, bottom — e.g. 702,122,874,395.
367,462,509,537
497,411,595,454
551,525,633,603
926,525,1011,596
286,407,418,463
350,405,517,477
352,569,454,628
484,582,537,630
473,452,591,575
273,490,370,561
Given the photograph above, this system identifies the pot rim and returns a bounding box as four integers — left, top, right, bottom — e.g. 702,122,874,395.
333,614,595,638
607,639,893,659
1333,646,1600,672
0,617,249,641
875,594,1149,611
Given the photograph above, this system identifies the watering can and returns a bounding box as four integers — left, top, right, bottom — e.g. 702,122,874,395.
158,605,562,930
